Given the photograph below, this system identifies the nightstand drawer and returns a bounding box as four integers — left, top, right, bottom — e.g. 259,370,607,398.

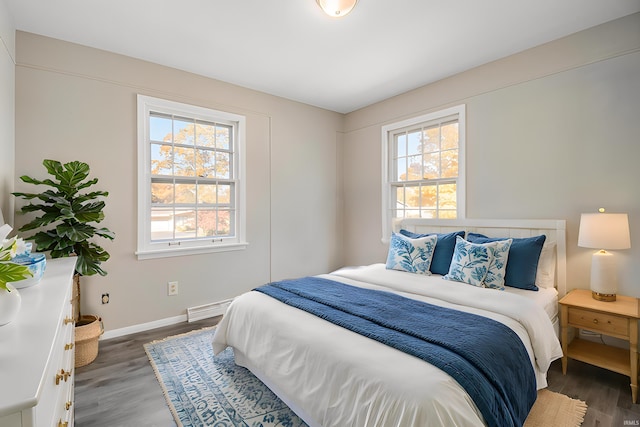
568,307,629,336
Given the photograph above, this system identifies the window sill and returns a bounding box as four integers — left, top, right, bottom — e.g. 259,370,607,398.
136,242,248,260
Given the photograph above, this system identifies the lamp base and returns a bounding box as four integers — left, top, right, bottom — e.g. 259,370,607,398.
592,290,616,302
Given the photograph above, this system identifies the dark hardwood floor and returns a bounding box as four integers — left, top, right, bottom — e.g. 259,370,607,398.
74,316,221,427
75,318,640,427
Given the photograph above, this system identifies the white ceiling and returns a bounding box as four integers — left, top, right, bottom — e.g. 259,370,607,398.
4,0,640,113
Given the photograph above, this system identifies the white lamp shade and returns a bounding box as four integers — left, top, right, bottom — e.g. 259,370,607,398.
578,213,631,250
316,0,358,17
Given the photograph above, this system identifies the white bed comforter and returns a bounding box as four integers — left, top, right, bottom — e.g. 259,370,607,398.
212,264,563,427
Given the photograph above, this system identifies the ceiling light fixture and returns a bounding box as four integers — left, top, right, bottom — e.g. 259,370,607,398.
316,0,358,18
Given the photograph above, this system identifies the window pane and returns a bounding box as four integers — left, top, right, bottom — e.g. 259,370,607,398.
174,209,196,239
395,187,405,209
174,119,195,145
196,209,217,237
151,182,173,204
197,183,217,204
422,125,439,153
196,122,216,147
441,149,458,178
150,207,174,241
406,209,420,218
396,157,407,181
218,184,231,204
407,131,421,156
396,134,407,157
173,146,195,177
423,152,440,179
195,148,216,178
216,152,230,179
151,144,173,176
217,210,232,235
439,210,457,219
175,183,196,204
150,115,172,142
420,210,436,219
217,125,231,150
404,186,420,208
441,121,458,150
439,183,457,210
408,156,421,181
420,185,436,209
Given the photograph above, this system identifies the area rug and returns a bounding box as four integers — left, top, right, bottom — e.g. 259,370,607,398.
145,327,587,427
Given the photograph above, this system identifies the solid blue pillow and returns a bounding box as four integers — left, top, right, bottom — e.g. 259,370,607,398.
466,233,546,291
399,229,465,275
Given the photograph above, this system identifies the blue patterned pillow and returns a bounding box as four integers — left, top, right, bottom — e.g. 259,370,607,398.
483,239,513,290
444,236,497,287
398,229,465,275
386,232,438,275
467,233,546,291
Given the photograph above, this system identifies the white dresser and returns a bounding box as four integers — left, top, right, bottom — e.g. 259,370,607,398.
0,257,77,427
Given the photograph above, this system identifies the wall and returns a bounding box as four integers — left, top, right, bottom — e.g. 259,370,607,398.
0,0,15,225
14,32,343,333
343,13,640,297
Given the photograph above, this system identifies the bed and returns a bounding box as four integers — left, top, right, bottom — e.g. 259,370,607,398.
212,218,566,427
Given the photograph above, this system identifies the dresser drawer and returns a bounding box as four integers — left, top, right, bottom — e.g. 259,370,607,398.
568,306,629,336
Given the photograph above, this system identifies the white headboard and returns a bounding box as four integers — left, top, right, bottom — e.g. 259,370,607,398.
393,218,567,296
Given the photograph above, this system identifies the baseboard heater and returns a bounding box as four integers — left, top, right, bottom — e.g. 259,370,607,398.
187,298,233,322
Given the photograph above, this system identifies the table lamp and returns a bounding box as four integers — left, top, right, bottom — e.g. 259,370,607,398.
578,209,631,301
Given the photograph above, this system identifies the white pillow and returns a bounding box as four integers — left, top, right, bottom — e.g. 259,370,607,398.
385,232,438,275
535,241,557,289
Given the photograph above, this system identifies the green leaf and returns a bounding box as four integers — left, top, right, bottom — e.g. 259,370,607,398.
43,159,65,177
0,262,33,290
57,223,95,242
18,212,62,231
31,230,61,252
94,228,115,240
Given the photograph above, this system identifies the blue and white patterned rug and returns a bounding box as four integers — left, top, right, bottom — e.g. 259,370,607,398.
144,327,307,427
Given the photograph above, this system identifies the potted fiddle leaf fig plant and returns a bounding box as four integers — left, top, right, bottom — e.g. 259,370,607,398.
13,159,115,366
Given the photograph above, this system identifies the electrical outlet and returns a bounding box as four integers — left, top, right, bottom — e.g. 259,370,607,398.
101,293,109,304
167,281,179,296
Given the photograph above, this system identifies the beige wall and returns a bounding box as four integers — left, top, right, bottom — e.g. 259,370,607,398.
14,32,343,332
342,13,640,297
0,0,15,225
10,12,640,334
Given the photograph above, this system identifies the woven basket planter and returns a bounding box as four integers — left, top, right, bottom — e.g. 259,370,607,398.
75,315,103,367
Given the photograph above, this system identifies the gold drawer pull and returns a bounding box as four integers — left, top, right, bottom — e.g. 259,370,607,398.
593,319,599,324
63,317,74,325
65,401,73,410
65,343,74,350
55,369,72,385
58,420,68,427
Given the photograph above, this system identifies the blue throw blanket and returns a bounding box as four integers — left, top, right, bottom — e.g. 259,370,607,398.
255,277,536,427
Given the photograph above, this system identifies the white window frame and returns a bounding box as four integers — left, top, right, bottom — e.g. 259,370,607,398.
136,95,247,260
381,104,466,242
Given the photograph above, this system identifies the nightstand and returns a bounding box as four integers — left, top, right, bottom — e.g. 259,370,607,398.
559,289,640,403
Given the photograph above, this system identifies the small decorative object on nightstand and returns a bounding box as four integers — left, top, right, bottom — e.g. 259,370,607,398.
560,288,640,403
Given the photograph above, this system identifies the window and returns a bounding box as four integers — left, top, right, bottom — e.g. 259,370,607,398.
137,95,247,259
381,105,465,240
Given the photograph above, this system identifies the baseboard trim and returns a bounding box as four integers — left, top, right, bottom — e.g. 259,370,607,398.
187,298,233,322
100,297,233,340
101,314,187,340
